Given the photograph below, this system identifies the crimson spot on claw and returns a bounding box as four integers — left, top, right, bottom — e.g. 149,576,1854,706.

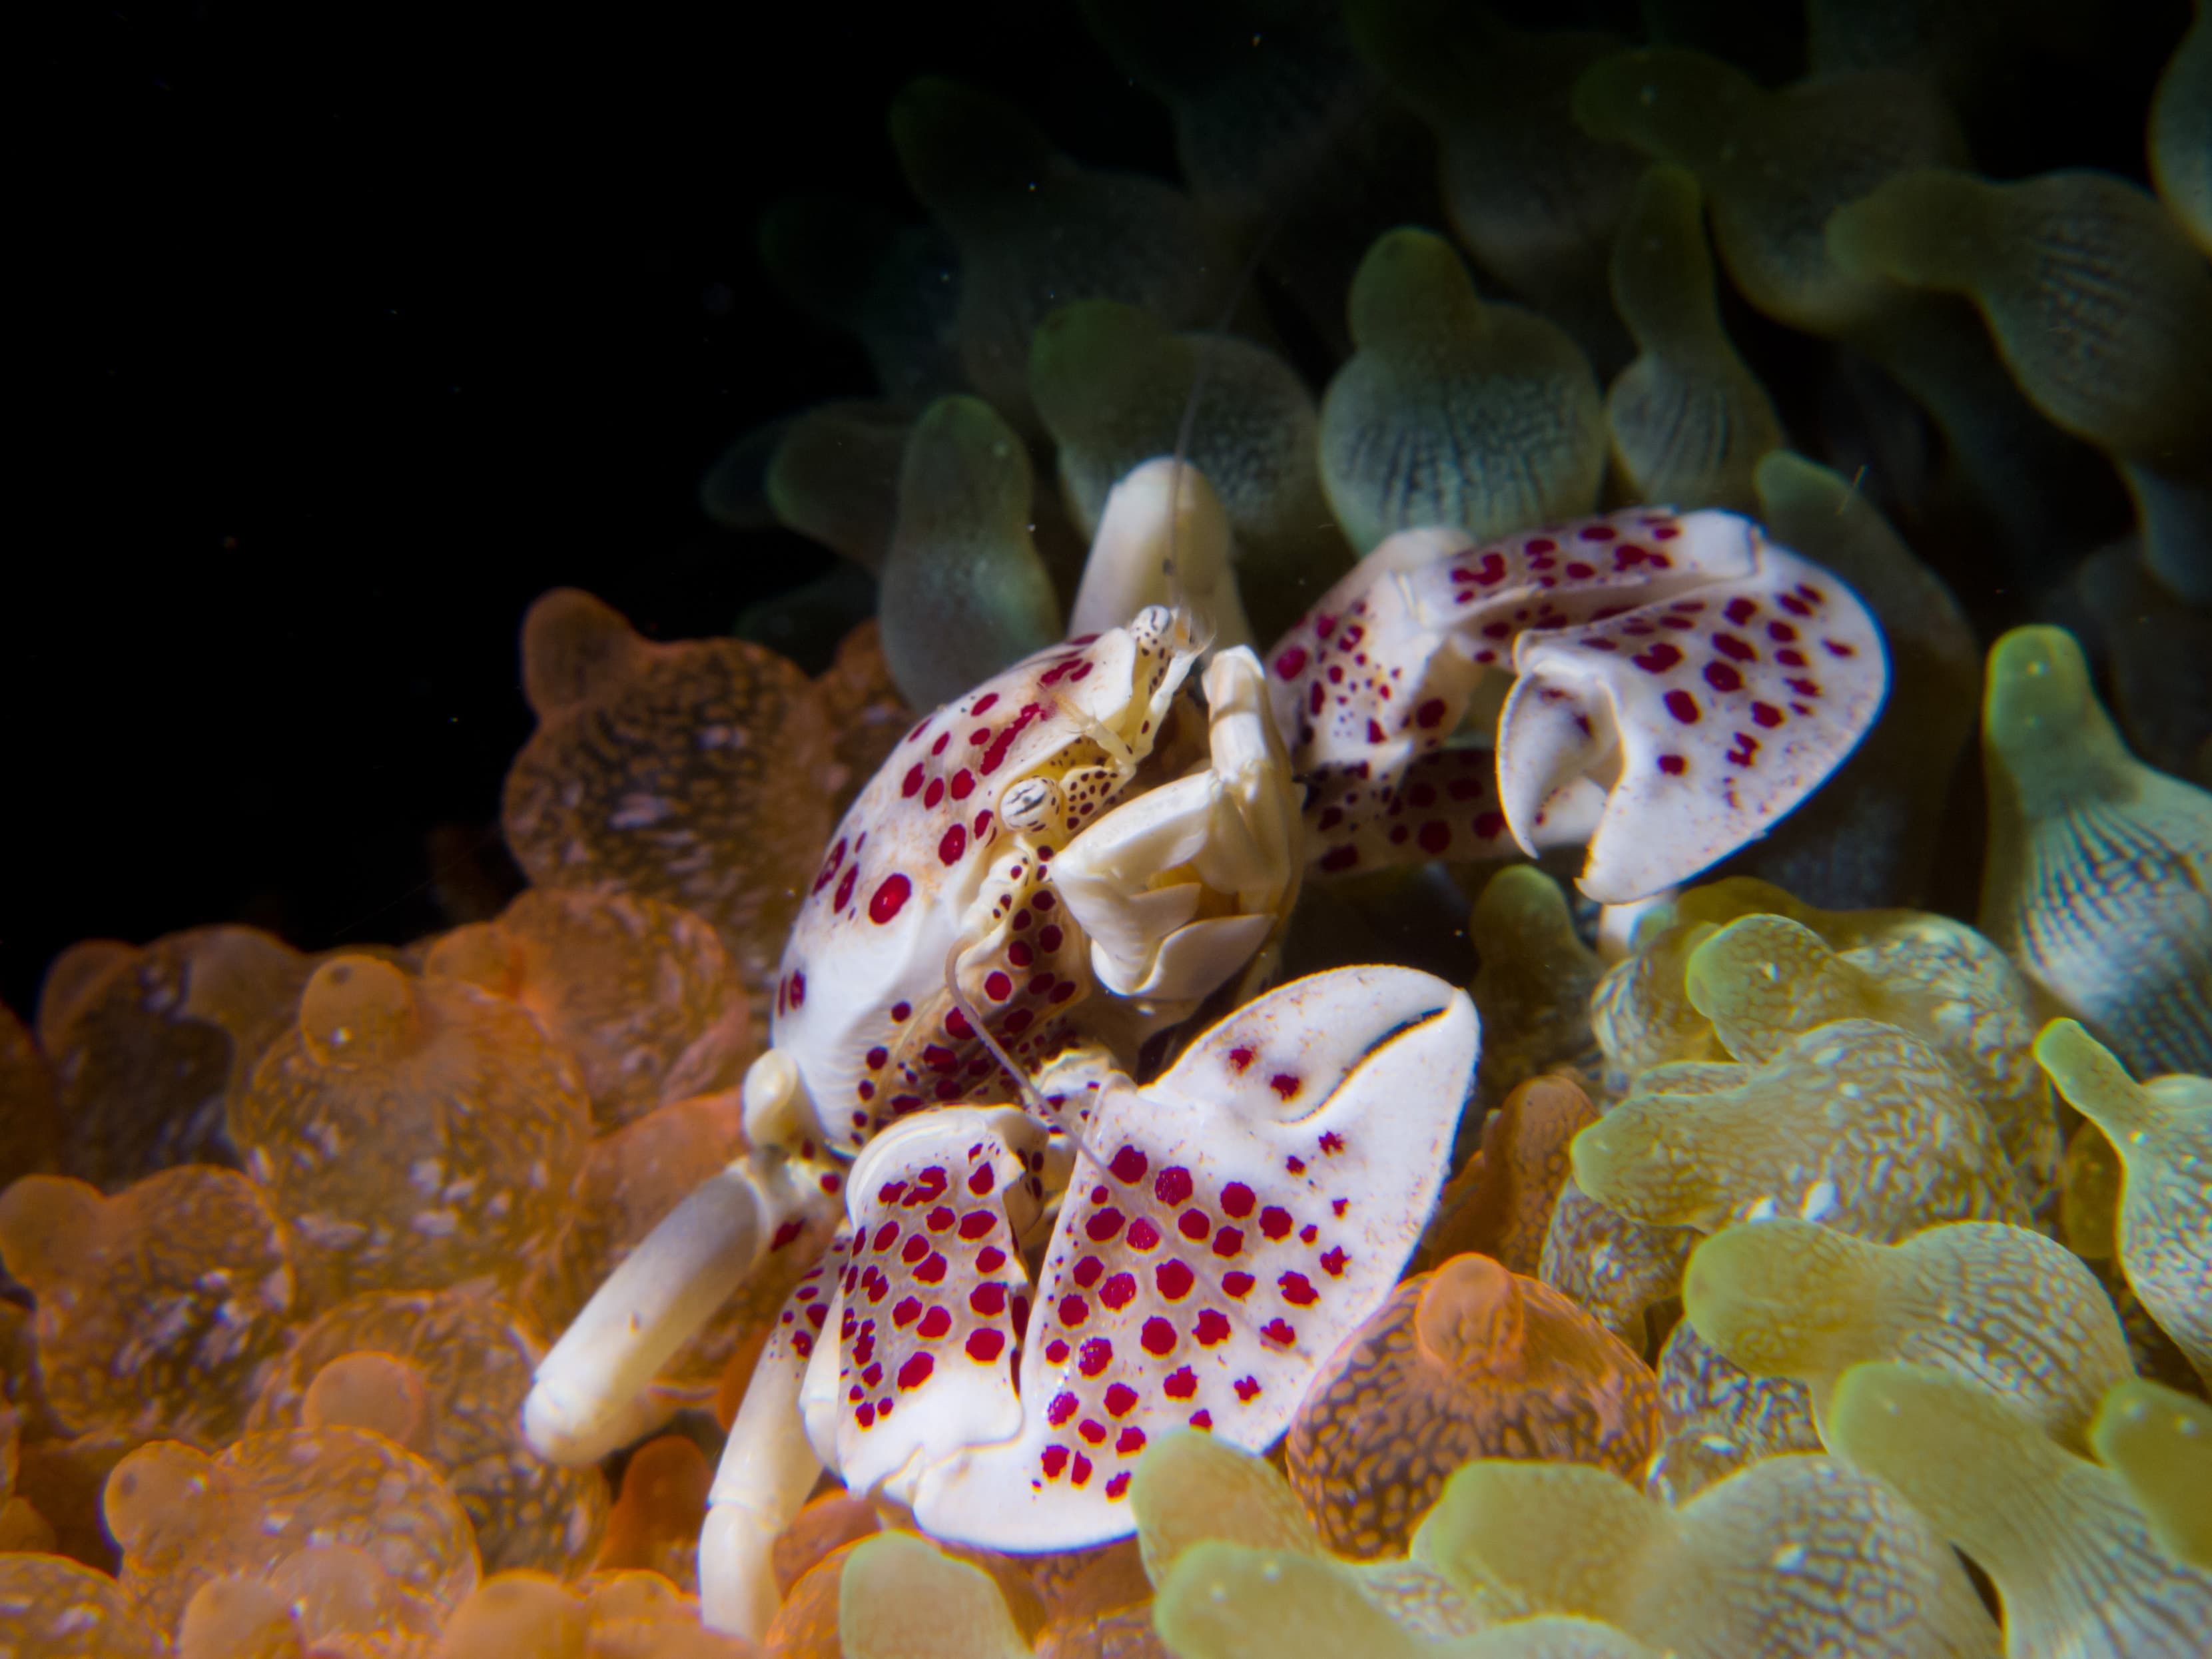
1155,1167,1194,1205
1664,689,1700,724
1319,1247,1349,1276
897,1354,934,1390
1104,1383,1139,1417
1221,1183,1256,1218
1658,753,1688,776
1142,1317,1177,1356
1078,1338,1114,1377
1156,1260,1196,1300
1222,1271,1254,1298
1233,1377,1261,1403
1274,646,1307,678
1194,1311,1230,1345
1268,1074,1299,1100
1261,1318,1296,1346
1109,1145,1148,1184
869,874,912,924
1258,1207,1292,1241
1633,643,1682,674
1227,1046,1255,1072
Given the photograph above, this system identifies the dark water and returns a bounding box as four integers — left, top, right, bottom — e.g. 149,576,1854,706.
9,0,2197,1014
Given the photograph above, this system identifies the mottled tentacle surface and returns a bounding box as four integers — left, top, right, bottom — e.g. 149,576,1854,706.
1828,1361,2212,1659
1681,1217,2131,1449
1267,506,1886,902
2035,1020,2212,1387
1980,626,2212,1080
817,966,1477,1552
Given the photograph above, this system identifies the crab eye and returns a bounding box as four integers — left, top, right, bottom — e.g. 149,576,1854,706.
999,777,1063,834
1132,603,1174,644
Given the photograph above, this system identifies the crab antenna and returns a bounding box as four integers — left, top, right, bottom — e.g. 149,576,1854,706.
942,935,1055,1122
1162,199,1281,645
940,934,1122,1173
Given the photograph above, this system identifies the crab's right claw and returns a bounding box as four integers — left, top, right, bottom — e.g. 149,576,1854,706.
1499,517,1888,903
522,1148,839,1467
902,966,1479,1550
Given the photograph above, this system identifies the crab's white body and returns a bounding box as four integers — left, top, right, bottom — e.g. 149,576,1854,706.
523,465,1892,1642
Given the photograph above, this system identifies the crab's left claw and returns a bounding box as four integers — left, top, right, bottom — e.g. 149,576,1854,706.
1051,646,1302,1025
862,966,1478,1552
1498,521,1888,902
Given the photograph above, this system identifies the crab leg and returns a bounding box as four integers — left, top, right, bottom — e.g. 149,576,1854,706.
522,1148,840,1466
1268,507,1886,902
1052,647,1303,1023
698,1233,850,1639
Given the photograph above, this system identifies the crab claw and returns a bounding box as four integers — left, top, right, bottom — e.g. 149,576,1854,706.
820,965,1477,1552
1053,645,1302,1025
1498,515,1887,902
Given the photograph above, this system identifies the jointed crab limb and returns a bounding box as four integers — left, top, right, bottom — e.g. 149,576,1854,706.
1269,506,1888,902
1053,647,1302,1022
1068,458,1256,655
522,1150,839,1466
699,1234,848,1641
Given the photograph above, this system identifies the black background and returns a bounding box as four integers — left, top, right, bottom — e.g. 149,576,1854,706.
10,1,1178,1014
10,1,2189,1018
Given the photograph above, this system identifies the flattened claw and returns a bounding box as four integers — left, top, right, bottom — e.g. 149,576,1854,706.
1269,507,1887,902
899,966,1479,1551
1055,647,1301,1020
1501,526,1886,901
824,1108,1051,1504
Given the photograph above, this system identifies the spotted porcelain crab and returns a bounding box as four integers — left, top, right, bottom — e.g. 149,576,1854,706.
1268,505,1888,902
522,472,1890,1640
